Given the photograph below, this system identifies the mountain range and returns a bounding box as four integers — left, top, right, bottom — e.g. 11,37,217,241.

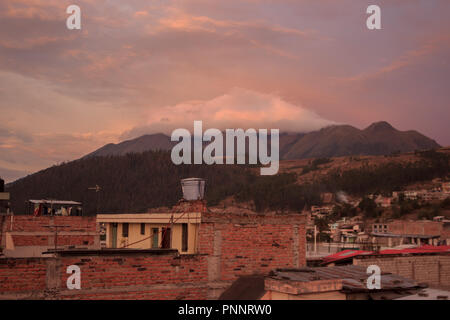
4,121,446,215
86,121,440,160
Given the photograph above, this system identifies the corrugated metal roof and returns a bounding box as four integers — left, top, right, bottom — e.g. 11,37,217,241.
322,249,372,264
378,245,450,255
270,265,420,292
370,232,439,239
322,245,450,265
396,288,450,300
29,199,82,205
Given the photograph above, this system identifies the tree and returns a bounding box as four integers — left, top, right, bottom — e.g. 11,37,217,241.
358,197,377,218
314,217,331,242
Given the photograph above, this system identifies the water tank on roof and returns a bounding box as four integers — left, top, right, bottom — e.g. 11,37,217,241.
181,178,205,201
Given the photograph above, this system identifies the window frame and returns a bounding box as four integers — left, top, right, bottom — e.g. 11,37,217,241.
122,223,129,237
151,228,159,248
181,223,188,252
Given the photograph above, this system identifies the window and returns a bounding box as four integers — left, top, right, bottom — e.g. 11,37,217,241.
111,223,118,248
122,223,129,237
151,228,159,248
161,227,171,249
182,223,188,252
140,223,145,235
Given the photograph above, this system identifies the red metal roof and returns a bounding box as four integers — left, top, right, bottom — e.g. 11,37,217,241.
378,245,450,255
322,249,372,264
322,245,450,265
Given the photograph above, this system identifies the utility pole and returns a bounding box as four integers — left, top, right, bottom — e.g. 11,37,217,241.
44,224,70,252
314,225,317,253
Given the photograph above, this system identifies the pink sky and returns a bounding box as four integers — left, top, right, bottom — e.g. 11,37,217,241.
1,0,450,181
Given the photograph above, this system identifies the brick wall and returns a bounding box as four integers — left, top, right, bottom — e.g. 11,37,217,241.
0,211,306,299
199,212,306,285
0,251,209,299
5,216,97,232
0,216,98,251
58,252,209,300
388,220,442,237
0,258,47,294
354,254,450,288
12,235,50,246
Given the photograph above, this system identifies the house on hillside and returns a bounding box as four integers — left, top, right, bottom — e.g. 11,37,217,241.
374,196,392,208
443,182,450,196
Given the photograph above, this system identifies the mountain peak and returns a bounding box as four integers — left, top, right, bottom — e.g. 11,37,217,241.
365,121,395,131
84,122,439,160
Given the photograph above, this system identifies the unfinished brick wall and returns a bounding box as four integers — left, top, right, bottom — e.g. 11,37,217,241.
354,254,450,288
12,235,50,246
199,212,306,284
0,258,47,294
0,211,306,299
388,220,443,237
0,251,209,300
10,235,95,247
58,252,209,300
0,216,98,250
5,216,96,232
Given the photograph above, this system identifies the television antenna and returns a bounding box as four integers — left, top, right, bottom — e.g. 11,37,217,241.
88,185,101,192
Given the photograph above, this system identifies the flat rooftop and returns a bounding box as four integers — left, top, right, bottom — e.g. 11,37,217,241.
268,265,422,293
42,248,179,256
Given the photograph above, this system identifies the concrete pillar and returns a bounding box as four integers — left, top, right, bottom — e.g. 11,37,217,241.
94,219,101,249
293,224,300,267
207,228,221,282
46,257,61,290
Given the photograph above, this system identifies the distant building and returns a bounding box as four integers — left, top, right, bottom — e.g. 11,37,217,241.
311,205,333,217
320,193,335,204
368,220,446,247
372,223,388,234
0,177,10,215
392,191,400,200
374,196,392,208
394,185,450,203
443,182,450,196
404,191,419,200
